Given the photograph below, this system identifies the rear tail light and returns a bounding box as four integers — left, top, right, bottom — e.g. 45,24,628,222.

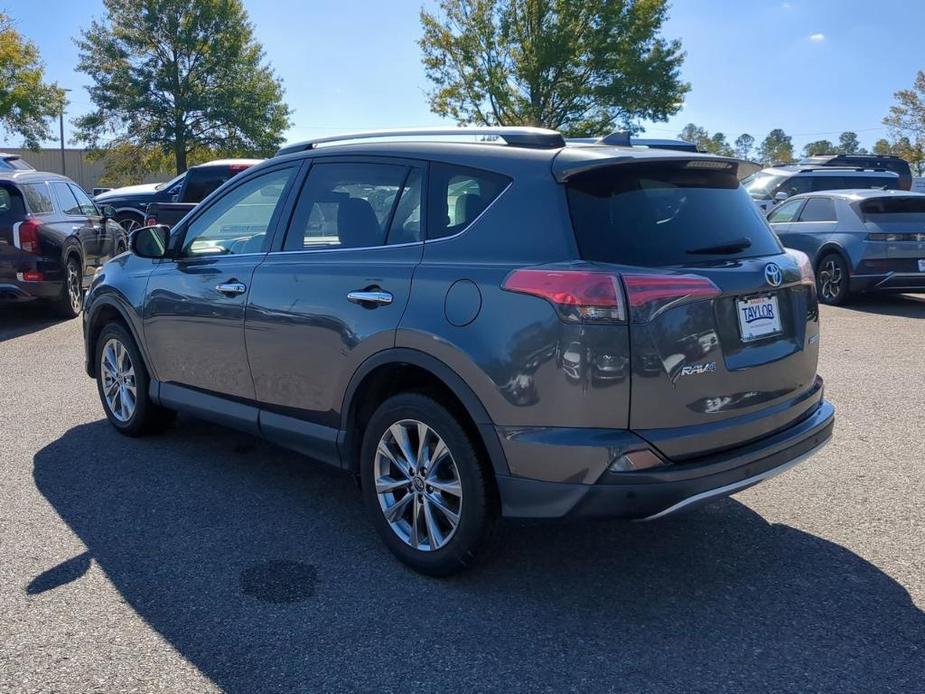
18,270,44,281
787,249,815,286
17,218,41,254
621,273,721,323
229,164,250,173
502,269,625,323
868,232,925,241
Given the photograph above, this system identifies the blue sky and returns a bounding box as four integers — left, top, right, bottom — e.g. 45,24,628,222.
3,0,923,154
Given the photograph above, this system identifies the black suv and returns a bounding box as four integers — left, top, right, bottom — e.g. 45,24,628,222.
0,171,126,317
800,153,913,190
82,128,835,575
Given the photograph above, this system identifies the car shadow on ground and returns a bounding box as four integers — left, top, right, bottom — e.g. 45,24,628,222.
839,293,925,318
0,305,68,342
33,419,924,693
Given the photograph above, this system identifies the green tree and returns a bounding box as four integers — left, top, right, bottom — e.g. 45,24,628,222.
0,12,66,148
883,71,925,175
419,0,689,136
836,131,866,154
872,138,892,156
871,135,925,176
75,0,291,173
757,129,794,165
677,123,710,150
802,139,835,157
706,132,734,157
734,133,755,160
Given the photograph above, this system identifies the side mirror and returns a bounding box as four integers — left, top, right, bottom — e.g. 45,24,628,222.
773,191,790,202
100,204,116,219
130,225,171,259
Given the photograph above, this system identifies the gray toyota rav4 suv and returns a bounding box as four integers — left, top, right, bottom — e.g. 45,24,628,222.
82,128,835,575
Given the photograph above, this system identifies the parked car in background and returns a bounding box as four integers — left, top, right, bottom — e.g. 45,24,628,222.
94,159,259,233
767,189,925,304
0,153,34,171
83,127,833,575
800,153,912,190
743,166,900,213
144,159,261,229
0,171,127,317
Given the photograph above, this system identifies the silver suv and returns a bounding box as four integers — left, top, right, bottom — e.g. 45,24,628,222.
82,127,835,575
743,165,901,213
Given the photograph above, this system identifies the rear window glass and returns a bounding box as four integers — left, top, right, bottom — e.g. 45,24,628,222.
859,197,925,215
798,198,836,222
0,186,26,223
427,163,510,239
812,175,898,192
20,183,54,214
566,162,782,267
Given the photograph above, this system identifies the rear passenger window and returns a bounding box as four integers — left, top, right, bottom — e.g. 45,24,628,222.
782,176,812,197
20,183,53,214
68,184,98,216
427,163,510,239
50,182,82,215
284,163,422,251
798,198,836,222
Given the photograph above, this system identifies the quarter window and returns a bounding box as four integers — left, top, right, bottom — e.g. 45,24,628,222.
20,183,54,214
180,166,296,257
798,198,836,223
284,162,422,251
768,199,803,224
50,182,82,215
427,163,510,239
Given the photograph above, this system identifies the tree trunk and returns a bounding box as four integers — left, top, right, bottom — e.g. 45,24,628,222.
174,137,187,174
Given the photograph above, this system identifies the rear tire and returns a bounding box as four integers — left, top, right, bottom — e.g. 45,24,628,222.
817,252,850,305
95,323,175,436
114,212,144,235
360,393,500,576
54,255,83,319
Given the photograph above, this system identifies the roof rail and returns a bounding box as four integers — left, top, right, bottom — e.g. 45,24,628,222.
797,166,894,174
275,127,566,156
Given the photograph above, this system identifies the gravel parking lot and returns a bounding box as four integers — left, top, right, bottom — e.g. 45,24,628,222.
1,296,923,693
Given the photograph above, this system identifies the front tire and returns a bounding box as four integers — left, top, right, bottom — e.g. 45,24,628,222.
360,393,499,576
817,252,850,305
95,323,175,436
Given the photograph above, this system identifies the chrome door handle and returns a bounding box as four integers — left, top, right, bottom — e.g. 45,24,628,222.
216,282,247,296
347,290,393,305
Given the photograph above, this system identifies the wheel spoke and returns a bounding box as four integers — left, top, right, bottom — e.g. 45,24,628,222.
375,476,408,494
384,492,413,524
416,421,430,469
427,478,462,497
423,498,444,549
377,441,410,478
426,492,459,528
410,494,423,548
390,423,417,470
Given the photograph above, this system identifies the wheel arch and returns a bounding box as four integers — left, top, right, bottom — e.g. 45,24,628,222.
814,243,851,270
339,348,509,478
84,296,151,380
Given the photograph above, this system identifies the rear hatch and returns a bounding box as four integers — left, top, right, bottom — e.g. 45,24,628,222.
565,159,821,460
0,183,29,280
856,196,925,268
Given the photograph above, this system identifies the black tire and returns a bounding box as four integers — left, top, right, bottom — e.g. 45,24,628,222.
54,254,83,319
360,393,500,576
817,252,850,305
95,323,175,436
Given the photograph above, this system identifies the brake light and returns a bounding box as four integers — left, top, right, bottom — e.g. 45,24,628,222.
622,274,721,323
19,270,44,281
502,268,625,323
17,218,41,254
229,164,249,173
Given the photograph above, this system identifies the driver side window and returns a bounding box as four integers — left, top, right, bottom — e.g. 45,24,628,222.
768,199,803,224
181,167,296,257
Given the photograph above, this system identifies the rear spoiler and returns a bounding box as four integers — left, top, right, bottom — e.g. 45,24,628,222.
552,149,740,183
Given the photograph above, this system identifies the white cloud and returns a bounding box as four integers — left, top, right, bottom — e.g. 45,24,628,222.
782,2,793,8
809,32,826,42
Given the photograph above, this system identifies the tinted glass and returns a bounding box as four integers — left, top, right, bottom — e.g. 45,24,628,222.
742,172,787,199
0,185,25,223
427,163,510,239
768,199,803,223
566,162,782,266
798,198,836,222
859,196,925,215
68,184,98,216
781,176,812,196
50,181,82,215
184,167,243,203
181,167,296,256
284,162,417,251
20,183,54,214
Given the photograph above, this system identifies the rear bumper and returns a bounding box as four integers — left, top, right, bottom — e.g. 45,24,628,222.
850,272,925,293
0,280,62,302
495,399,834,520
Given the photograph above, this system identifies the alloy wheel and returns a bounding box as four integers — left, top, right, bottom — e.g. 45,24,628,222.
67,261,82,314
818,258,843,302
100,338,137,422
374,419,463,552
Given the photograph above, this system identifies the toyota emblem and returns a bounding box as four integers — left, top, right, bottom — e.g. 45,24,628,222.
764,263,783,287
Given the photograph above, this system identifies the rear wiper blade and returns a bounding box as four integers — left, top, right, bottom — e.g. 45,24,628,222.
686,237,752,255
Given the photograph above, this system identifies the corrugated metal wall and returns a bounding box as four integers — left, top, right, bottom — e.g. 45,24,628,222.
1,148,169,192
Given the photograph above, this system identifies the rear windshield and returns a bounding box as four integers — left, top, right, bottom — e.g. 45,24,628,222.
567,163,782,267
858,196,925,216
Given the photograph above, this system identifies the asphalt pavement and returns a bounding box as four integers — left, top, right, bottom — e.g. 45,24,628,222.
1,295,923,693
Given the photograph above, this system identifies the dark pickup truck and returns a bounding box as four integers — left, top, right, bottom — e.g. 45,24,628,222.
143,159,260,229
